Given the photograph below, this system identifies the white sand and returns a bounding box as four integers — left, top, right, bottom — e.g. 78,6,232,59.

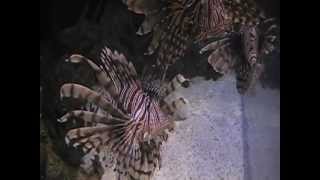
153,75,244,180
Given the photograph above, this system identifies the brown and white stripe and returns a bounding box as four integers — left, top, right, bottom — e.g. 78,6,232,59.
59,46,190,180
198,0,230,40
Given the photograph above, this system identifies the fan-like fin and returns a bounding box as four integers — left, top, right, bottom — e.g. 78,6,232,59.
58,110,107,124
200,36,243,75
60,83,129,119
58,110,129,127
161,74,190,97
66,126,109,145
67,54,119,98
61,46,179,180
160,96,189,121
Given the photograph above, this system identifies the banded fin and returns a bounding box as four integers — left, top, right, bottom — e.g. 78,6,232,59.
160,96,189,121
161,74,190,97
200,37,236,74
160,74,191,121
60,83,129,119
67,54,118,99
65,126,108,148
62,109,156,180
61,46,175,180
58,110,128,125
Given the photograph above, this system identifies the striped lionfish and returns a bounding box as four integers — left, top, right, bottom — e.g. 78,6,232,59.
122,0,279,94
58,46,190,180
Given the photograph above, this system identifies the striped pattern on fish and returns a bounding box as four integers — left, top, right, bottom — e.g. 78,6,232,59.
122,0,279,94
59,46,190,180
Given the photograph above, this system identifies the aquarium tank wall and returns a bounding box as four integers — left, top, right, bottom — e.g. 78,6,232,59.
40,0,280,179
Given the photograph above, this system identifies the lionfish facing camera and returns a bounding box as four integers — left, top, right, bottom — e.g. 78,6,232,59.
59,46,190,179
122,0,279,94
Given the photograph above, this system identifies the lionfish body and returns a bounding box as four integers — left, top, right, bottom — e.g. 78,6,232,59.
123,0,279,93
59,47,190,180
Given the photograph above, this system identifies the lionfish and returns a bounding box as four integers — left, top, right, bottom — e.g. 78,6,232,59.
58,46,190,180
122,0,279,94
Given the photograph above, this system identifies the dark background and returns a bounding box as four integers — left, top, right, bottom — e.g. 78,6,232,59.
40,0,280,87
40,0,279,42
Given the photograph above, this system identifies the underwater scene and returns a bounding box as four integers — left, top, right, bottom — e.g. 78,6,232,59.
40,0,280,179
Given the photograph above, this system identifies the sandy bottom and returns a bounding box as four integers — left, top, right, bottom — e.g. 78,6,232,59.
153,75,244,180
100,75,280,180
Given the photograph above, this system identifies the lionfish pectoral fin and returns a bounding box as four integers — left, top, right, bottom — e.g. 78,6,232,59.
113,130,157,180
149,119,176,141
68,54,119,99
65,113,134,153
60,83,129,119
161,74,190,97
58,110,128,126
208,54,231,75
199,37,231,54
58,110,106,124
207,42,235,75
199,37,236,74
170,97,190,121
160,96,190,121
65,126,109,152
